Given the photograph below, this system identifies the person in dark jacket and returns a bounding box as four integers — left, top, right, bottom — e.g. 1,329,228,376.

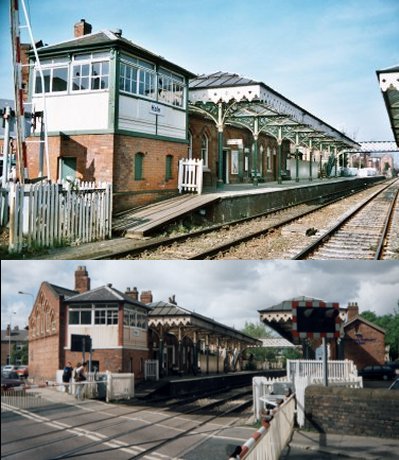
62,361,73,393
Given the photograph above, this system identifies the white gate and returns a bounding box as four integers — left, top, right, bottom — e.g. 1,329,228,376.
178,158,203,194
144,360,159,381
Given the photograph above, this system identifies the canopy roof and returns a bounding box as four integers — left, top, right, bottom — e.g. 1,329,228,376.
148,300,260,345
189,72,360,150
258,297,346,342
376,65,399,147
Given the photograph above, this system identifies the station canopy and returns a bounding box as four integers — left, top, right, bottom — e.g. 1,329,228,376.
376,65,399,147
148,300,261,347
258,296,347,343
189,72,360,150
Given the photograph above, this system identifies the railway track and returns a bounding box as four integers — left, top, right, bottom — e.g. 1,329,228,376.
293,179,399,259
112,179,398,260
3,385,252,460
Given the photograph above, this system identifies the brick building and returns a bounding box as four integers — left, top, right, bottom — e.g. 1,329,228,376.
28,266,152,380
1,325,28,366
341,302,386,370
258,297,386,370
27,266,259,381
25,20,195,212
16,19,358,213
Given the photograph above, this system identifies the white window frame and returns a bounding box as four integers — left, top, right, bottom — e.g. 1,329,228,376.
71,52,110,93
201,133,209,168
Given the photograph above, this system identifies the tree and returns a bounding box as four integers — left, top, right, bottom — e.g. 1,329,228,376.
241,321,274,365
360,309,399,361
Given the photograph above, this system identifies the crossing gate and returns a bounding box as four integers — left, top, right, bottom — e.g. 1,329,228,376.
178,158,203,194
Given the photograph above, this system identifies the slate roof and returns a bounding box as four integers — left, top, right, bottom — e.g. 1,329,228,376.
258,297,326,313
1,328,28,343
64,284,150,309
148,300,260,344
189,71,260,89
46,282,79,299
344,316,386,334
33,30,196,78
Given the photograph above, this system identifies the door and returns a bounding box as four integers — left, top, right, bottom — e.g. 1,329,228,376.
60,157,77,181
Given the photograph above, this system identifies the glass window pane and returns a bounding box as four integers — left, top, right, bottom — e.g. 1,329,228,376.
81,310,91,324
69,311,79,324
52,67,68,92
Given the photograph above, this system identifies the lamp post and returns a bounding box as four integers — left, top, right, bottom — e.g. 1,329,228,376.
8,311,16,365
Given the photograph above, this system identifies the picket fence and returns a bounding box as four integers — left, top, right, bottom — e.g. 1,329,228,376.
5,180,112,253
178,158,203,194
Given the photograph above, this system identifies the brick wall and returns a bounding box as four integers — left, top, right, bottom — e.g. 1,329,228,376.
305,385,399,439
343,319,385,369
26,133,115,183
28,282,64,381
189,113,281,184
113,134,188,211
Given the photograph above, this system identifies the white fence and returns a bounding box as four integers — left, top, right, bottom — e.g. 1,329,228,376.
286,359,359,382
253,376,294,422
55,369,134,402
239,394,296,460
5,180,112,253
178,158,203,194
144,359,159,381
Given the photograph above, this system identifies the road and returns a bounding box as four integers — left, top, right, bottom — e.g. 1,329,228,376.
1,388,254,460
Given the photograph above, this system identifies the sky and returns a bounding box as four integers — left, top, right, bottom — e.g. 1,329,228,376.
1,260,398,332
0,0,399,142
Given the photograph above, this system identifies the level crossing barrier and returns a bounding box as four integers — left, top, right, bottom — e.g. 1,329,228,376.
229,393,296,460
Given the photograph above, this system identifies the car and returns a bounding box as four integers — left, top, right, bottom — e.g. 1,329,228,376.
15,365,29,378
358,365,396,380
389,378,399,390
2,365,16,373
386,361,399,374
1,371,23,390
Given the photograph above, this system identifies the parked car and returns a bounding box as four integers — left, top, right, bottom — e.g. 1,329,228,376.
389,378,399,390
1,371,23,390
15,365,29,378
2,365,16,373
358,365,396,380
1,367,18,378
386,361,399,374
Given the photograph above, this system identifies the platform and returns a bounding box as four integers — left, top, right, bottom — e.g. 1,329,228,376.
35,175,384,260
114,176,382,238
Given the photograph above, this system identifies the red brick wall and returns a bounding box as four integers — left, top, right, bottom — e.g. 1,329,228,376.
26,133,115,183
343,319,385,369
189,113,280,184
28,282,64,381
113,134,188,211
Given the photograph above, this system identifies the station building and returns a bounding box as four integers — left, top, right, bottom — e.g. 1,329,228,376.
21,20,359,212
258,297,386,371
27,266,260,381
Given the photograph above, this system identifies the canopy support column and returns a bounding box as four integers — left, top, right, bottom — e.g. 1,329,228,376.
217,102,224,189
253,117,259,186
295,133,300,182
277,127,283,184
308,139,313,182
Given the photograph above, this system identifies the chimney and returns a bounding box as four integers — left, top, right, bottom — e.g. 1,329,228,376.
140,290,153,304
347,302,359,322
6,324,11,337
75,266,91,293
74,19,92,38
125,287,139,301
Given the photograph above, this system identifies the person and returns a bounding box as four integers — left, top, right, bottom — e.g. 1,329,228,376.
62,361,73,393
74,361,87,400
